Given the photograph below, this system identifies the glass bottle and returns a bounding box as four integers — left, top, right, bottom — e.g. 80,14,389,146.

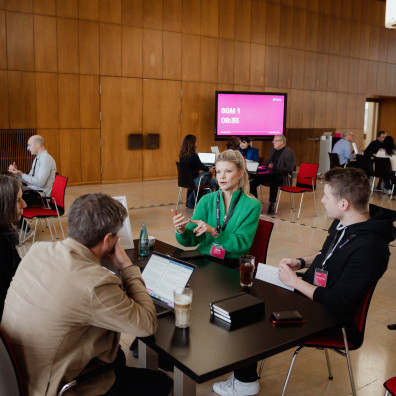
139,222,149,257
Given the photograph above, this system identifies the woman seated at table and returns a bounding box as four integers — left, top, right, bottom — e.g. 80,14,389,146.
172,150,261,266
376,135,396,194
0,175,26,319
179,134,216,208
238,136,260,162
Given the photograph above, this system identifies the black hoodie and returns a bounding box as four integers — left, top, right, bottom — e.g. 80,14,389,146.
302,204,396,313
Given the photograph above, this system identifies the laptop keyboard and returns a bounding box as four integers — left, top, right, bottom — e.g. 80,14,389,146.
154,302,169,314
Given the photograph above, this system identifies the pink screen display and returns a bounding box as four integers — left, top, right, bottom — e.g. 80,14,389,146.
216,93,285,136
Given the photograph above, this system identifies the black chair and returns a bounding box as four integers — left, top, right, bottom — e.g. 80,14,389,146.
371,157,392,195
354,154,373,179
175,162,212,212
328,152,342,169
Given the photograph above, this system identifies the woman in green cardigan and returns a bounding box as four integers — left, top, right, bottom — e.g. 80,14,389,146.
172,150,261,266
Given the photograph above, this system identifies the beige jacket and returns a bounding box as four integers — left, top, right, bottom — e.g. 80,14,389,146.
1,238,157,396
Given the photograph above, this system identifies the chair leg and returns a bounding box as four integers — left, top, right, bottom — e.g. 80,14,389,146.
385,390,389,396
275,190,282,213
371,176,376,195
58,216,65,240
290,194,295,211
176,187,183,212
32,219,38,243
282,346,304,396
297,194,304,219
51,217,59,239
390,185,394,200
313,190,317,217
46,218,55,242
324,349,333,380
257,359,265,379
342,326,356,396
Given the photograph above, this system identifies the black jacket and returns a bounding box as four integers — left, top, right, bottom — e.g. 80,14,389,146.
302,204,395,314
364,140,384,157
180,153,209,180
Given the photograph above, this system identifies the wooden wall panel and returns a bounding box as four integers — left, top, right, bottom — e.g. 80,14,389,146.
336,93,347,129
378,28,389,63
376,62,387,96
289,89,303,128
279,6,293,48
8,71,36,128
35,72,58,128
37,129,60,171
163,31,181,80
34,15,57,72
182,0,200,34
251,0,266,44
56,0,78,17
264,46,279,87
218,0,235,40
121,77,142,135
100,23,122,76
79,21,100,75
328,18,341,55
348,58,359,94
235,0,251,42
265,2,280,46
369,26,380,61
181,81,200,135
78,0,99,21
100,0,121,24
6,12,34,71
339,21,351,57
122,0,142,27
234,41,250,86
198,82,217,150
337,57,349,94
80,75,99,128
201,0,218,38
346,94,357,129
317,15,330,53
58,74,80,128
80,128,101,182
291,49,304,90
142,28,162,79
6,0,32,12
315,54,328,91
0,70,9,128
57,18,79,74
388,34,396,63
59,129,81,183
302,90,315,128
217,39,234,84
292,9,306,50
182,34,200,81
163,0,181,32
366,60,378,94
378,100,396,137
303,51,316,91
325,92,337,128
122,26,142,77
305,11,318,51
327,55,339,92
200,37,218,83
349,22,361,59
143,79,181,179
278,48,292,88
359,24,370,60
250,43,265,87
313,91,326,129
142,0,162,30
357,59,368,94
0,11,7,69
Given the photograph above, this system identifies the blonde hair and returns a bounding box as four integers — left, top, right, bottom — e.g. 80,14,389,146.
215,150,256,198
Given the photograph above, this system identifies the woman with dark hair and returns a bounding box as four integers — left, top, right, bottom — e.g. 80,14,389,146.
376,136,396,194
238,136,260,162
0,175,26,318
179,134,216,208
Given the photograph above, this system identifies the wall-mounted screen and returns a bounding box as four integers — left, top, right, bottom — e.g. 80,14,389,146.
214,91,287,140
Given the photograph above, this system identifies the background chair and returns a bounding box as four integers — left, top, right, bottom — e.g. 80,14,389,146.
384,377,396,395
371,157,392,195
0,328,24,396
282,286,376,396
249,219,274,267
354,154,373,179
175,162,212,212
329,152,342,168
21,175,68,243
275,163,319,219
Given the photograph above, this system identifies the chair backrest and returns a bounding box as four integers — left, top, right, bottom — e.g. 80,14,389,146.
355,154,372,178
51,175,68,212
373,157,392,178
176,162,195,189
0,329,24,396
296,163,319,190
328,152,341,168
249,219,274,267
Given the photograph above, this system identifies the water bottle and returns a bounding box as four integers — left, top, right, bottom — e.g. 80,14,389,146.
139,222,149,257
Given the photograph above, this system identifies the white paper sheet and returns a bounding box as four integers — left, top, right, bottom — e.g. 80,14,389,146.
255,263,294,292
112,196,134,250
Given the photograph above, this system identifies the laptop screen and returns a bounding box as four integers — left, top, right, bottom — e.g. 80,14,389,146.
198,152,216,165
142,252,195,307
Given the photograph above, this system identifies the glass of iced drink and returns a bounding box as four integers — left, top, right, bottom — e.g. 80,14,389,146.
173,287,193,328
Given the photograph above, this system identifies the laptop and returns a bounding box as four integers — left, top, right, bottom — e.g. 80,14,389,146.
198,152,216,167
352,142,359,155
211,146,220,159
142,252,196,317
246,161,259,173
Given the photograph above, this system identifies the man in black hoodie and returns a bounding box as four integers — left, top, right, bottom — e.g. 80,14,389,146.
213,167,395,396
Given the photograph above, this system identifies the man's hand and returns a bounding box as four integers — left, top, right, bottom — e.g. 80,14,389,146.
278,262,298,288
171,209,190,233
8,162,22,176
105,239,132,271
190,219,217,237
279,258,302,271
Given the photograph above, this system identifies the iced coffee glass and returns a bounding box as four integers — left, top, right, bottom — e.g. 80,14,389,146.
239,255,255,287
173,287,193,328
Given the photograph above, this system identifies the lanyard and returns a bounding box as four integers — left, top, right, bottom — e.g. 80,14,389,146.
321,223,346,269
216,189,242,233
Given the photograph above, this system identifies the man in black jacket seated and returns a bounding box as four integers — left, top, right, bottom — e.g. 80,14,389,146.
363,130,387,157
213,167,396,396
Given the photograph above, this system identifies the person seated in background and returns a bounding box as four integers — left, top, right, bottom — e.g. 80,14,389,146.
376,135,396,195
364,130,387,157
332,131,355,166
8,135,56,206
250,135,296,215
0,175,26,320
1,193,171,396
213,168,395,396
179,134,216,209
238,136,260,162
226,136,241,150
172,150,261,267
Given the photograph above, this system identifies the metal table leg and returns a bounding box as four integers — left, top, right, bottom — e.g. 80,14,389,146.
174,366,196,396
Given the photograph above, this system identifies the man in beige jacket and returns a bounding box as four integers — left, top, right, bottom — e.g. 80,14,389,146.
1,193,171,396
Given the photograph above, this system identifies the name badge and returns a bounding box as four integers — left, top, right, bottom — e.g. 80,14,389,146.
210,244,226,259
314,268,328,287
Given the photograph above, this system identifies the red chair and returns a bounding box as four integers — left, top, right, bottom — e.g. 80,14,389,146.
21,175,68,243
384,377,396,395
249,219,274,267
281,286,376,396
275,163,319,219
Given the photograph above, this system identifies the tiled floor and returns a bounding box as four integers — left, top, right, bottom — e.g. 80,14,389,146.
18,176,396,395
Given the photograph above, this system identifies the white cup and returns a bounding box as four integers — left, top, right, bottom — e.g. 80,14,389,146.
173,287,193,328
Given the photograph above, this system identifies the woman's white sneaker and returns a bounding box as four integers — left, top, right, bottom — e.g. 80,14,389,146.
213,373,260,396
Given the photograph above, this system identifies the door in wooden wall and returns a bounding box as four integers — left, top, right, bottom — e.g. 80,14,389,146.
100,76,143,183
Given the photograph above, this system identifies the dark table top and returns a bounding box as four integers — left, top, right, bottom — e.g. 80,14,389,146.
136,240,352,384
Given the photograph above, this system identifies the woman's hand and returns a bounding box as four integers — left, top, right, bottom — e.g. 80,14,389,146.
171,209,190,234
279,258,302,271
190,219,217,237
278,262,298,288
